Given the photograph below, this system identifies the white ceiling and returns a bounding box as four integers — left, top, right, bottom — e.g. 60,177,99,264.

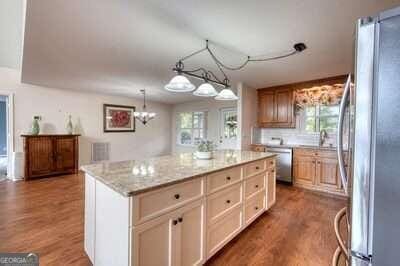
21,0,400,104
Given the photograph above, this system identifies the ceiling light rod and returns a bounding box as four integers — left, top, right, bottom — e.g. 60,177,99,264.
172,63,228,87
176,40,307,72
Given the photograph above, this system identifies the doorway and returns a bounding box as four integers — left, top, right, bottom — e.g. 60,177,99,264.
219,107,238,150
0,96,8,181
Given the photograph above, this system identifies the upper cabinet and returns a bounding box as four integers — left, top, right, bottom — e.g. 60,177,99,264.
257,75,348,129
258,87,295,128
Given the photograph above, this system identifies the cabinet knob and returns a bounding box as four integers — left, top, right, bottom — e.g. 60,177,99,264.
255,206,259,210
255,184,259,188
271,170,275,173
226,200,231,204
270,161,274,165
173,220,178,225
256,166,260,170
226,176,231,181
174,194,180,200
178,217,183,223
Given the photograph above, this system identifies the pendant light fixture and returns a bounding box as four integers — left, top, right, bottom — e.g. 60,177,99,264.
193,73,218,97
133,89,156,125
165,40,306,101
164,62,195,92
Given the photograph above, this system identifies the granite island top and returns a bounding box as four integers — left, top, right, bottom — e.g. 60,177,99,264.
81,150,276,197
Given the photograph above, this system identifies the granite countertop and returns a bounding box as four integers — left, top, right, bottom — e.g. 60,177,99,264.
81,150,276,197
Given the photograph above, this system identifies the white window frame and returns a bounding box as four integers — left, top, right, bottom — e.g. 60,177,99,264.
304,104,339,133
176,111,207,146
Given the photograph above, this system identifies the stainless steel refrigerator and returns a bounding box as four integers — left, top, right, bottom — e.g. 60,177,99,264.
334,6,400,266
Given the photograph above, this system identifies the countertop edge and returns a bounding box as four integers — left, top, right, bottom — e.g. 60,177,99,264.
82,153,277,197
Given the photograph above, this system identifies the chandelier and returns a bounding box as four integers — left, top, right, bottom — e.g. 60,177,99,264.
165,40,306,101
133,89,156,125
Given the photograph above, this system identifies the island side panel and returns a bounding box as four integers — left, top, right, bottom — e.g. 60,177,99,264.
84,174,95,263
95,179,131,266
84,173,131,266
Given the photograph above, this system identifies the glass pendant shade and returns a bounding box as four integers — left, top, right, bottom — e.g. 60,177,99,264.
193,82,218,97
164,74,195,92
215,88,239,101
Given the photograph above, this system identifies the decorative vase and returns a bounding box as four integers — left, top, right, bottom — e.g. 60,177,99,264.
31,117,40,135
195,151,213,160
66,115,73,134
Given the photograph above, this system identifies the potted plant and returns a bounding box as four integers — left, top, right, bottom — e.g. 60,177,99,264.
196,140,217,160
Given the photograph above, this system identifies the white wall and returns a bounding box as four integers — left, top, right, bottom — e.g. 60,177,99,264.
0,67,172,166
171,98,237,154
237,83,257,150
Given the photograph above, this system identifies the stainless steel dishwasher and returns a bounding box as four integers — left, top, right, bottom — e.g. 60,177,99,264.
265,147,293,183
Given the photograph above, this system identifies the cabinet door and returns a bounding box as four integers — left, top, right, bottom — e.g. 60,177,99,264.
258,91,275,124
179,200,205,266
54,137,77,172
316,158,341,190
26,137,54,177
275,89,292,124
266,169,276,209
294,156,316,185
132,214,174,266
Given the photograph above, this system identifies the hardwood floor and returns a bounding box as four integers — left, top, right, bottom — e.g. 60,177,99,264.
0,174,346,266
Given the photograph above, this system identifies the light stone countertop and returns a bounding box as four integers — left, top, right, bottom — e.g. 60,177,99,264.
81,150,276,197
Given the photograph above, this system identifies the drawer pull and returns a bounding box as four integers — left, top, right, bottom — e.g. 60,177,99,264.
178,217,183,223
174,194,180,199
270,161,274,165
255,166,260,170
255,206,259,210
226,176,231,181
255,184,259,188
173,220,178,225
226,200,231,204
271,170,275,173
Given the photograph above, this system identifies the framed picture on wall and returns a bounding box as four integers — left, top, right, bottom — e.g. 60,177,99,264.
103,104,135,132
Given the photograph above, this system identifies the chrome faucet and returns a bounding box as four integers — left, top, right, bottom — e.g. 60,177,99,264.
319,129,328,147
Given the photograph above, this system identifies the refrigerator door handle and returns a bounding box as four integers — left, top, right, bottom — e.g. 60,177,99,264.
337,74,352,195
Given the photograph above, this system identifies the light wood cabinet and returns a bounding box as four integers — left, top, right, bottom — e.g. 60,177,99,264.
132,199,205,266
258,87,295,128
293,156,316,186
293,148,345,196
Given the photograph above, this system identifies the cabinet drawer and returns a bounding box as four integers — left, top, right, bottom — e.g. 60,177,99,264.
207,166,242,195
251,145,265,152
244,172,265,199
266,158,276,169
207,183,242,225
131,177,204,225
294,148,318,157
244,190,265,225
243,160,266,178
207,206,243,258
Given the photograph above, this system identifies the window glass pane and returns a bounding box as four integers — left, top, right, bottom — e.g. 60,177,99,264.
180,113,192,128
224,112,237,138
320,105,339,116
179,129,192,144
193,129,204,144
320,117,338,132
305,106,316,116
305,117,316,132
193,112,204,128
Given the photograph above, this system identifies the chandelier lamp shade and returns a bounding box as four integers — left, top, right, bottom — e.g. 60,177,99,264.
164,40,306,101
133,89,156,125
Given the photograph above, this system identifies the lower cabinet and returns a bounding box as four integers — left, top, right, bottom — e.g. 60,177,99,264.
132,199,205,266
84,157,277,266
293,148,346,195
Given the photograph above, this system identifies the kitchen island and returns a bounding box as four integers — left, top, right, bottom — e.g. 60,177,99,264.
81,150,277,266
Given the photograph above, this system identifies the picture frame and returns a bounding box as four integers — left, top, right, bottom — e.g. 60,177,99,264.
103,104,136,132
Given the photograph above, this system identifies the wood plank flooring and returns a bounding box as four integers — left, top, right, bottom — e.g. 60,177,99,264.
0,173,346,266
